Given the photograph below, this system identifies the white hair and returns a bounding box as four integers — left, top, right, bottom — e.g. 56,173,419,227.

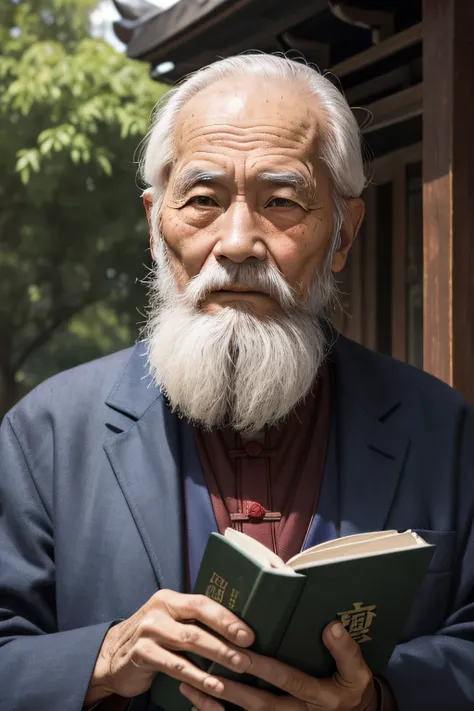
145,237,334,433
140,54,365,431
140,53,366,251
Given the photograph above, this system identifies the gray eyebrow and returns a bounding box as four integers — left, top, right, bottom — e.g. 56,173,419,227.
256,171,318,203
172,169,226,200
171,168,317,204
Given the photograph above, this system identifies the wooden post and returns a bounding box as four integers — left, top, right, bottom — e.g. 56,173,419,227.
363,186,377,351
392,165,407,362
423,0,474,403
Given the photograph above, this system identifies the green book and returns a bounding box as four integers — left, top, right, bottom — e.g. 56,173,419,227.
151,529,434,710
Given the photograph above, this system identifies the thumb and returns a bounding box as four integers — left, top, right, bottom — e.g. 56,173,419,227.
322,622,369,685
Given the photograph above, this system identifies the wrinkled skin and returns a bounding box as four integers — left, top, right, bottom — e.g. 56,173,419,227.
144,77,364,317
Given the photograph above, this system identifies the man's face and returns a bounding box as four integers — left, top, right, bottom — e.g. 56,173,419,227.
143,77,364,432
147,78,362,317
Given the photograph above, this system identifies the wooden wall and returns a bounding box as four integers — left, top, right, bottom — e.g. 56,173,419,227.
423,0,474,403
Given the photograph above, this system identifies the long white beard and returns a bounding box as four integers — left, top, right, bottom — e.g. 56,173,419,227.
144,238,337,434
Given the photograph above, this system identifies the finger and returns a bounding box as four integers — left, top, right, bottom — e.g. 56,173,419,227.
148,613,251,674
322,622,371,687
179,682,225,711
243,650,325,704
201,675,296,711
157,591,254,647
130,639,225,696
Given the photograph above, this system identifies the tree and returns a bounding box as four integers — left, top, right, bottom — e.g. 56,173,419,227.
0,0,167,417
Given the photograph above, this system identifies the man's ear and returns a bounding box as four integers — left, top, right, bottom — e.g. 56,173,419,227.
331,197,365,273
142,189,156,261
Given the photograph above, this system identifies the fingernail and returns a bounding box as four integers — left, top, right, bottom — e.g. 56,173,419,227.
203,677,225,694
229,651,250,671
235,628,251,645
332,623,345,639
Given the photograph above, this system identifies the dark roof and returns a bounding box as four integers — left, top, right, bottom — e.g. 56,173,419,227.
114,0,421,84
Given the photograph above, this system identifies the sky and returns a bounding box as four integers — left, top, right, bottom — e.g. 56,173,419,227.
91,0,180,52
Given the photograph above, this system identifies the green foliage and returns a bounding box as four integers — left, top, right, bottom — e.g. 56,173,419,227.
0,0,167,414
15,301,137,396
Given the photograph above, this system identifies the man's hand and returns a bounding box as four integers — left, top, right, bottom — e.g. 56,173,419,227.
84,590,254,706
179,622,378,711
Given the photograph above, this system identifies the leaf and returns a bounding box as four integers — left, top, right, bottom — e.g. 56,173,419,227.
16,152,31,172
40,137,54,155
97,153,112,176
19,166,30,184
15,148,41,174
29,150,40,173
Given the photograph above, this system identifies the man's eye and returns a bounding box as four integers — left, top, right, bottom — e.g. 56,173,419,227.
266,197,300,208
186,196,218,207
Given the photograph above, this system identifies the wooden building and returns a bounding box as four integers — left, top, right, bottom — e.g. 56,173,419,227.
115,0,474,402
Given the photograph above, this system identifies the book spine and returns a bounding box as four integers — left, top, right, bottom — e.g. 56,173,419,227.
207,569,305,682
150,534,305,709
241,569,306,655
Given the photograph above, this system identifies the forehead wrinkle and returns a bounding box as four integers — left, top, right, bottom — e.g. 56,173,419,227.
178,121,312,150
177,136,313,163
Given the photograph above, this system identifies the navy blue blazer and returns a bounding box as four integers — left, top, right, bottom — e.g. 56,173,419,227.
1,335,473,711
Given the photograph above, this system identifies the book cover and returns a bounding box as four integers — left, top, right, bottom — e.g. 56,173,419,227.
151,531,434,711
276,545,434,677
150,533,305,710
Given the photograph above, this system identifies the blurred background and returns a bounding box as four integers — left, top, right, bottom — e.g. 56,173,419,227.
0,0,169,417
1,0,472,418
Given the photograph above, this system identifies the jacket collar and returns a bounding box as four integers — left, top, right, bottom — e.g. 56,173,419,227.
105,340,160,421
103,335,410,589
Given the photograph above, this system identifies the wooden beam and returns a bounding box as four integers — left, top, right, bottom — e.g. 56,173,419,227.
280,32,329,68
371,144,422,183
423,0,474,402
330,23,422,79
132,0,328,63
361,84,422,134
329,5,394,42
344,65,411,105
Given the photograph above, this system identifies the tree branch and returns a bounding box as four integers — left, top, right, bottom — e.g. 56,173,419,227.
12,302,93,372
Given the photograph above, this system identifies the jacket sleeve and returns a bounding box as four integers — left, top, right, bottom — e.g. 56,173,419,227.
0,414,115,711
385,406,474,711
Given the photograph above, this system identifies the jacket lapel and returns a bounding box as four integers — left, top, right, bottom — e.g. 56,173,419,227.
103,343,186,593
180,421,219,590
332,336,410,538
103,335,412,591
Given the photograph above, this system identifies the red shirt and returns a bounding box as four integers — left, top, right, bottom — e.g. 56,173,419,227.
194,362,332,562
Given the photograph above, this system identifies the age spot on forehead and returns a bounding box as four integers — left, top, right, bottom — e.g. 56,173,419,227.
174,77,325,162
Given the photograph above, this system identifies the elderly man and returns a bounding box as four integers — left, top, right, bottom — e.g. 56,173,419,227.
0,54,473,711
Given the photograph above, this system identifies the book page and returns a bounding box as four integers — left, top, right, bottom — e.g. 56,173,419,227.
288,530,428,569
224,528,288,569
287,530,398,566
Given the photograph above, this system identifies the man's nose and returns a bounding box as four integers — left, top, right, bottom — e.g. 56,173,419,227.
213,201,267,263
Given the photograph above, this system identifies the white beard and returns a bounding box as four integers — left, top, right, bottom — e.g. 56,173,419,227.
144,238,337,434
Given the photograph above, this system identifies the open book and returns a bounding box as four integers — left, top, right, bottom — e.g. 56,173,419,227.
151,528,434,711
225,527,430,571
